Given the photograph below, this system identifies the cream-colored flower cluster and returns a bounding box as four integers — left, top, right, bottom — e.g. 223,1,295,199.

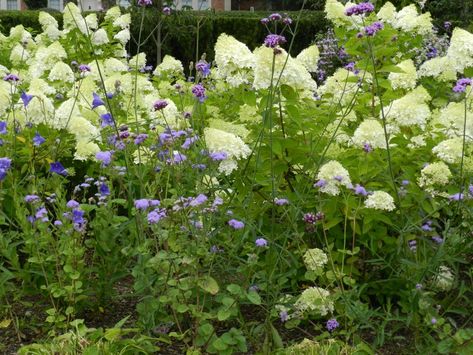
418,162,452,188
214,34,255,87
316,160,352,196
294,287,334,316
203,128,251,175
364,191,396,211
303,248,328,272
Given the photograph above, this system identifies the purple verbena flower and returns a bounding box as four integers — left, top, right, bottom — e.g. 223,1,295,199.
345,2,375,16
137,0,152,6
264,34,287,48
364,21,384,36
192,84,207,103
260,17,269,25
326,318,339,332
269,13,282,21
153,99,168,111
3,74,19,82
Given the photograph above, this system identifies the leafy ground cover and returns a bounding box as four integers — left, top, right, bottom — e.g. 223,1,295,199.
1,1,473,354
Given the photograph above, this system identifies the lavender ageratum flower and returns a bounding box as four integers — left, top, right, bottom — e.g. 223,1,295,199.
228,219,245,229
344,62,356,71
0,122,6,135
402,180,410,186
91,92,105,109
3,74,19,82
0,157,12,181
431,318,437,325
72,209,86,231
24,194,40,203
54,220,63,226
189,194,208,207
432,236,444,244
209,151,228,161
264,34,287,48
168,151,187,164
364,22,384,36
21,92,34,107
363,143,372,152
33,132,46,146
326,318,339,332
453,78,472,93
66,200,80,209
134,199,150,210
422,220,433,232
279,311,289,322
163,6,171,15
153,99,168,111
134,133,148,145
469,184,473,196
274,198,289,206
192,163,206,170
147,208,166,224
78,64,91,72
345,2,375,16
35,206,48,221
192,84,207,103
49,161,68,176
149,199,160,207
137,0,152,6
354,184,368,196
100,113,115,128
96,151,112,167
314,179,327,188
449,192,464,201
408,240,417,251
182,136,199,150
196,60,211,77
255,238,268,247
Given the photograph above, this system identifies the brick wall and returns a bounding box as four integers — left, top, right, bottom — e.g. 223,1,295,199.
212,0,225,10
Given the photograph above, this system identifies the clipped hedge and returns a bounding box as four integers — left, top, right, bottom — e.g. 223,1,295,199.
0,9,328,67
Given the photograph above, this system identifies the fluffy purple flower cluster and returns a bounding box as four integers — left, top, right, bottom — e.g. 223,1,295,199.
228,219,245,229
153,99,168,111
134,198,161,210
345,2,375,16
137,0,152,6
147,209,166,224
363,22,384,37
192,84,207,103
264,34,287,48
261,13,292,25
65,200,87,232
326,318,339,332
453,78,472,93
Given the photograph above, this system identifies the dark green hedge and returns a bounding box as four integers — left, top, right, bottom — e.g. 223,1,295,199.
0,9,328,67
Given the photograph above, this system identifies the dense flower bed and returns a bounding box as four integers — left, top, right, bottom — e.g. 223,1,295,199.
1,1,473,353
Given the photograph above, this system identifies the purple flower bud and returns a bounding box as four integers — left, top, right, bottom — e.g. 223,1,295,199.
153,99,168,111
255,238,268,247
